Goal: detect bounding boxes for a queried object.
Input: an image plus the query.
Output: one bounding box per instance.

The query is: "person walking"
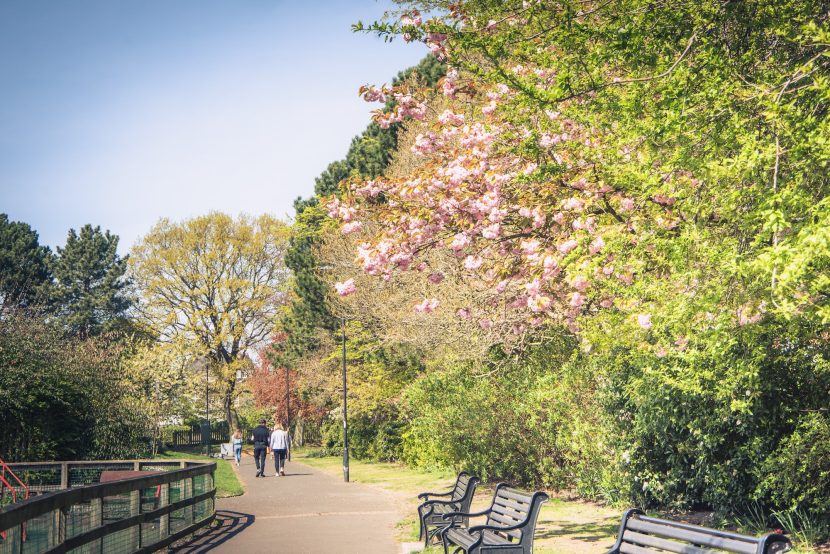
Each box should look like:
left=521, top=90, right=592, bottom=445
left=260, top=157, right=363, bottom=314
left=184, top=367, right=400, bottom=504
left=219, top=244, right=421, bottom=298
left=269, top=422, right=291, bottom=476
left=232, top=428, right=243, bottom=467
left=251, top=419, right=270, bottom=477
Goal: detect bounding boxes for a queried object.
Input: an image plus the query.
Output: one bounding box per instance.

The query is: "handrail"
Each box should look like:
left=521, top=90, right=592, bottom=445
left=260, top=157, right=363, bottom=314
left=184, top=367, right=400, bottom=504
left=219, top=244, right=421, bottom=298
left=0, top=473, right=16, bottom=541
left=0, top=460, right=216, bottom=554
left=0, top=474, right=17, bottom=505
left=0, top=457, right=29, bottom=501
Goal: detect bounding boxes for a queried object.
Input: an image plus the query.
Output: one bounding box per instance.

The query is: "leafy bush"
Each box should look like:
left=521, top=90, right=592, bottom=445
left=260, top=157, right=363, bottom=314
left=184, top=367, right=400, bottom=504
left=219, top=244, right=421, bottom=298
left=0, top=310, right=151, bottom=461
left=757, top=412, right=830, bottom=515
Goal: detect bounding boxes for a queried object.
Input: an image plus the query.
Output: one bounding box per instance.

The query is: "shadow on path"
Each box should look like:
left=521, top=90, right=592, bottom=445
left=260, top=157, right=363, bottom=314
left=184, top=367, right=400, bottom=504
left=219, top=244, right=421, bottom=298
left=169, top=510, right=255, bottom=553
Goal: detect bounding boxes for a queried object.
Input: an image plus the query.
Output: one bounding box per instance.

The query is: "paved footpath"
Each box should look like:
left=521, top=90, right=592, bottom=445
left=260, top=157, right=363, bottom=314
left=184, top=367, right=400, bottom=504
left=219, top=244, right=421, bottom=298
left=174, top=454, right=404, bottom=554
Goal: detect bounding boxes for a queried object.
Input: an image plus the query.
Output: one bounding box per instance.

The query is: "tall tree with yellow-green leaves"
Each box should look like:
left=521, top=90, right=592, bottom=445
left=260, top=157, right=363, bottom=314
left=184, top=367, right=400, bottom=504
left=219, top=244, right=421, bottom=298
left=129, top=212, right=290, bottom=429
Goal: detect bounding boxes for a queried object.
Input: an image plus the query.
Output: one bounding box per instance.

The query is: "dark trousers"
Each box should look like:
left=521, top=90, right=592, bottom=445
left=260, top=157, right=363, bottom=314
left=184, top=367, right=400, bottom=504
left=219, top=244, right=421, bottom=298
left=253, top=445, right=267, bottom=474
left=273, top=449, right=287, bottom=473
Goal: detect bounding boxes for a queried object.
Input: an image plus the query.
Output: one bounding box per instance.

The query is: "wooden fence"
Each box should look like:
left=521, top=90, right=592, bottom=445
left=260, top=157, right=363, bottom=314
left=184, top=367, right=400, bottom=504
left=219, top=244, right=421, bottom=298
left=0, top=460, right=215, bottom=554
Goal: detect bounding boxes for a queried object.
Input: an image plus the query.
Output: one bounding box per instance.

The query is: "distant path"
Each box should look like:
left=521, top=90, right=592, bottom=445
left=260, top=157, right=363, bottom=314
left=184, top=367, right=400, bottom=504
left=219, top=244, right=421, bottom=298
left=183, top=454, right=402, bottom=554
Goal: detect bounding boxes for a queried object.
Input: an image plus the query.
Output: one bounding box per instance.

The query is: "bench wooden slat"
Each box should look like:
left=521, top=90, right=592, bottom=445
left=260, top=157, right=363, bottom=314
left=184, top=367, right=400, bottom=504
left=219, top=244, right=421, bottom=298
left=447, top=528, right=477, bottom=547
left=626, top=519, right=757, bottom=553
left=607, top=509, right=792, bottom=554
left=482, top=530, right=513, bottom=545
left=623, top=530, right=722, bottom=554
left=620, top=542, right=660, bottom=554
left=489, top=510, right=520, bottom=525
left=491, top=502, right=526, bottom=520
left=499, top=488, right=534, bottom=503
left=494, top=496, right=530, bottom=512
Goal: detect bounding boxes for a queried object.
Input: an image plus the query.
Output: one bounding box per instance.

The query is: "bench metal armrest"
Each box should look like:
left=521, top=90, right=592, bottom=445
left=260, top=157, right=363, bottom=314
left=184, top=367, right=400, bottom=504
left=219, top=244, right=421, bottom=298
left=469, top=521, right=527, bottom=534
left=441, top=508, right=491, bottom=520
left=418, top=490, right=453, bottom=500
left=418, top=498, right=459, bottom=514
left=420, top=498, right=459, bottom=508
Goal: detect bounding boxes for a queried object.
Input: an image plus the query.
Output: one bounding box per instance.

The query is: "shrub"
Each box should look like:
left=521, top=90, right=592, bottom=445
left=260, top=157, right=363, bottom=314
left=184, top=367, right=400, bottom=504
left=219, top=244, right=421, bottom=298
left=757, top=412, right=830, bottom=516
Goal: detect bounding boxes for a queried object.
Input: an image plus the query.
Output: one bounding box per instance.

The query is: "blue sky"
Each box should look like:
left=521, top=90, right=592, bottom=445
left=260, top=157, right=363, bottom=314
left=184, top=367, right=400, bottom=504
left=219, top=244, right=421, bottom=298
left=0, top=1, right=425, bottom=252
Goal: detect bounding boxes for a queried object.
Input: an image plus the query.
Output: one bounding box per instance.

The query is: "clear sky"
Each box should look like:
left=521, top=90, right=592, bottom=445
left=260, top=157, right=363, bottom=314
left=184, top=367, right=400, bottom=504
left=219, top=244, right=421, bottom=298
left=0, top=0, right=425, bottom=253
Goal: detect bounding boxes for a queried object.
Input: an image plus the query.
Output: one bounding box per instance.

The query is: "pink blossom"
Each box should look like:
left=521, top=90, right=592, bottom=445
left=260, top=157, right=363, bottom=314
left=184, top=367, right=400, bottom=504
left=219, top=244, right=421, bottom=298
left=400, top=12, right=422, bottom=26
left=414, top=298, right=440, bottom=313
left=496, top=279, right=510, bottom=293
left=563, top=197, right=584, bottom=211
left=528, top=294, right=552, bottom=312
left=482, top=100, right=497, bottom=115
left=479, top=318, right=493, bottom=329
left=427, top=272, right=445, bottom=284
left=600, top=298, right=614, bottom=308
left=361, top=85, right=388, bottom=103
left=442, top=69, right=459, bottom=97
left=656, top=347, right=668, bottom=358
left=457, top=308, right=471, bottom=319
left=450, top=233, right=471, bottom=252
left=438, top=109, right=465, bottom=125
left=334, top=279, right=356, bottom=297
left=571, top=275, right=589, bottom=292
left=589, top=236, right=605, bottom=254
left=520, top=239, right=540, bottom=257
left=558, top=239, right=578, bottom=255
left=637, top=314, right=653, bottom=330
left=569, top=292, right=585, bottom=308
left=675, top=336, right=689, bottom=350
left=652, top=194, right=676, bottom=206
left=619, top=197, right=635, bottom=212
left=525, top=278, right=542, bottom=296
left=412, top=133, right=440, bottom=155
left=481, top=223, right=501, bottom=239
left=342, top=221, right=363, bottom=235
left=464, top=255, right=483, bottom=270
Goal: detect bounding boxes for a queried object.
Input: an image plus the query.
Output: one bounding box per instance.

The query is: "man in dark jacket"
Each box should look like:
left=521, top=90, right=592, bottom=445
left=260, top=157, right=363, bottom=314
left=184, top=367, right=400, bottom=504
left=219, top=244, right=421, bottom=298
left=251, top=419, right=270, bottom=477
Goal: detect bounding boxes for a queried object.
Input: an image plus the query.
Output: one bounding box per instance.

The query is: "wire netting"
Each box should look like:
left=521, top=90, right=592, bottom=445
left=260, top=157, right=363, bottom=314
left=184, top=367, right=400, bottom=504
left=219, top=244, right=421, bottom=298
left=0, top=462, right=215, bottom=554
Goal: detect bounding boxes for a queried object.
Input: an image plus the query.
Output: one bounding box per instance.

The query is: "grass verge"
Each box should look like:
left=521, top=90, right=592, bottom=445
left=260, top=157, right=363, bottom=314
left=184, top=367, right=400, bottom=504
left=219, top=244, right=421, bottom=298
left=293, top=448, right=618, bottom=553
left=155, top=448, right=244, bottom=498
left=293, top=448, right=823, bottom=554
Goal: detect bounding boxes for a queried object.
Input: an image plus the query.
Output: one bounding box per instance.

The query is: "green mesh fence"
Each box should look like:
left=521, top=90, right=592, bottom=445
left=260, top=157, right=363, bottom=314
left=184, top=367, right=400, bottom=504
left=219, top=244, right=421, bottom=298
left=0, top=460, right=215, bottom=554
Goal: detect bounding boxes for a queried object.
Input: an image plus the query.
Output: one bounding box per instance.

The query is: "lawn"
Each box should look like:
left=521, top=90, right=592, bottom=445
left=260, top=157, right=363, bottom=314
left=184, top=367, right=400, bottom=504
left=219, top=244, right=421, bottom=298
left=294, top=448, right=821, bottom=554
left=293, top=448, right=619, bottom=554
left=154, top=448, right=244, bottom=498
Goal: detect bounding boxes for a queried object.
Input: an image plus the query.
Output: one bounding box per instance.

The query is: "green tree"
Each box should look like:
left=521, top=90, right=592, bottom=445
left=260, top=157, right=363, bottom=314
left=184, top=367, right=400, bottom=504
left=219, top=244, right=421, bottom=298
left=129, top=212, right=290, bottom=429
left=50, top=224, right=131, bottom=338
left=0, top=214, right=52, bottom=309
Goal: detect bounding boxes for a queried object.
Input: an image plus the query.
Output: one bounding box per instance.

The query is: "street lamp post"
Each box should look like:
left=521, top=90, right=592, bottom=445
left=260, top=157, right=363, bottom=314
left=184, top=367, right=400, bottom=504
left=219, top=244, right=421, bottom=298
left=205, top=362, right=210, bottom=458
left=285, top=365, right=290, bottom=430
left=342, top=317, right=349, bottom=483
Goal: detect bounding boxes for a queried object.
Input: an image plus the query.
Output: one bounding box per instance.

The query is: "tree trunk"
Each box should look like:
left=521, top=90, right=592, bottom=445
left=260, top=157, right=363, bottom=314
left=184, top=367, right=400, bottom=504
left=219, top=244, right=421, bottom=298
left=223, top=372, right=239, bottom=432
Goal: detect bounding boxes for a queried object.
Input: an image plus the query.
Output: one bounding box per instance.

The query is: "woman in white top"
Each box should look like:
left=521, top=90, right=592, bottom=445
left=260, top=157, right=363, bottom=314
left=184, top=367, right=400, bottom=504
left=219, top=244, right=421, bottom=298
left=269, top=422, right=291, bottom=476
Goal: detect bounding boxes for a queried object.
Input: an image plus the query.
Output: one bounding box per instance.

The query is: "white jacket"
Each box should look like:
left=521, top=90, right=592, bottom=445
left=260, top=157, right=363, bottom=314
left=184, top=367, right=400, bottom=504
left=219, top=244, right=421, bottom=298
left=269, top=429, right=291, bottom=450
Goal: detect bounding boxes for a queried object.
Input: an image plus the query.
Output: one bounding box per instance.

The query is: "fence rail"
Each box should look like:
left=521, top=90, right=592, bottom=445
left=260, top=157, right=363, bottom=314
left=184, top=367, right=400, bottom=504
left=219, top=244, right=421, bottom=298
left=0, top=460, right=216, bottom=554
left=164, top=419, right=323, bottom=450
left=170, top=428, right=229, bottom=448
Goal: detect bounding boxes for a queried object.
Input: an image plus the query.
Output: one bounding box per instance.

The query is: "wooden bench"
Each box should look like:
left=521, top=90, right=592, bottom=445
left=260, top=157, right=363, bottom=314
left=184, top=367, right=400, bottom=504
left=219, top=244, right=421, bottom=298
left=440, top=483, right=549, bottom=554
left=417, top=471, right=480, bottom=546
left=606, top=508, right=792, bottom=554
